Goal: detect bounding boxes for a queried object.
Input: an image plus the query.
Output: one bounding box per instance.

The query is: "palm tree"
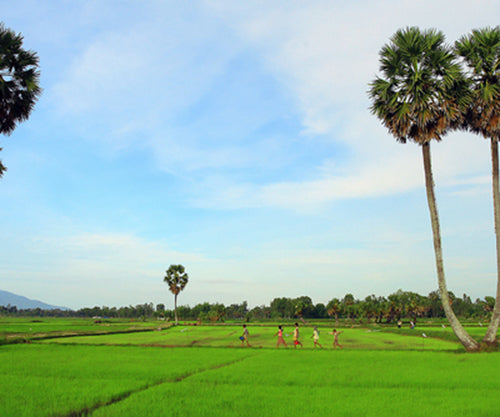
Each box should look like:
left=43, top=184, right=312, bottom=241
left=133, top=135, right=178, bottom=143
left=368, top=27, right=480, bottom=351
left=326, top=298, right=341, bottom=326
left=0, top=23, right=41, bottom=178
left=163, top=264, right=189, bottom=325
left=455, top=27, right=500, bottom=346
left=341, top=293, right=355, bottom=321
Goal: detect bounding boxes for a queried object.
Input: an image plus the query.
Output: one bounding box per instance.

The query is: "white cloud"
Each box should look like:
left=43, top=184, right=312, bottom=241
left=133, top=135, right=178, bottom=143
left=46, top=1, right=498, bottom=212
left=180, top=0, right=497, bottom=210
left=190, top=128, right=493, bottom=211
left=49, top=7, right=240, bottom=141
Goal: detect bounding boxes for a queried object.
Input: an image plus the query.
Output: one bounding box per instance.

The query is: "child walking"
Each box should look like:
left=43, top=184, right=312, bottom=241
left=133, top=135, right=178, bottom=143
left=331, top=329, right=343, bottom=348
left=240, top=324, right=251, bottom=347
left=293, top=322, right=303, bottom=348
left=275, top=325, right=288, bottom=348
left=311, top=326, right=323, bottom=348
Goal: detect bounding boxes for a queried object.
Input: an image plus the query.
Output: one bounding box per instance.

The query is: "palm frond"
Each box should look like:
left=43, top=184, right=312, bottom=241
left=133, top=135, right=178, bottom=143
left=369, top=27, right=463, bottom=145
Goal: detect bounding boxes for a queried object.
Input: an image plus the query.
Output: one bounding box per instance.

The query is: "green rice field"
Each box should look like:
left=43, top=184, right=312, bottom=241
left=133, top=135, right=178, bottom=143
left=0, top=317, right=167, bottom=343
left=1, top=319, right=499, bottom=416
left=41, top=324, right=459, bottom=350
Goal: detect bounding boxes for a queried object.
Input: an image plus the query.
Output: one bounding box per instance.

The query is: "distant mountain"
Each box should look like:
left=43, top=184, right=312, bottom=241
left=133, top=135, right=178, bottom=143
left=0, top=290, right=69, bottom=310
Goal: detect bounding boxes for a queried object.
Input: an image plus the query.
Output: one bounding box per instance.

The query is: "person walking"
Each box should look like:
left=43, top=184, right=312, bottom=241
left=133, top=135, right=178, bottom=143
left=331, top=329, right=343, bottom=348
left=240, top=324, right=251, bottom=347
left=293, top=322, right=303, bottom=348
left=275, top=325, right=287, bottom=348
left=311, top=326, right=323, bottom=348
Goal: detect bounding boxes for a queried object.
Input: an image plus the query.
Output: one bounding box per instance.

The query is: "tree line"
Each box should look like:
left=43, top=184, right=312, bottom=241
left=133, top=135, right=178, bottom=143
left=1, top=290, right=496, bottom=323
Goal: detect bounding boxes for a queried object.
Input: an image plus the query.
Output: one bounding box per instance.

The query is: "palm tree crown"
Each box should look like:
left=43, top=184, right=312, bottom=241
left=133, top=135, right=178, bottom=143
left=0, top=23, right=41, bottom=135
left=369, top=27, right=468, bottom=144
left=0, top=23, right=41, bottom=178
left=455, top=26, right=500, bottom=139
left=164, top=264, right=189, bottom=295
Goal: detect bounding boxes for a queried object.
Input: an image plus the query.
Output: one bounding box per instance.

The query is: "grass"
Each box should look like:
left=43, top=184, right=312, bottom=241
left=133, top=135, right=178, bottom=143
left=380, top=324, right=495, bottom=344
left=1, top=321, right=499, bottom=416
left=4, top=346, right=493, bottom=417
left=0, top=317, right=170, bottom=344
left=0, top=343, right=254, bottom=417
left=93, top=350, right=500, bottom=416
left=42, top=324, right=459, bottom=350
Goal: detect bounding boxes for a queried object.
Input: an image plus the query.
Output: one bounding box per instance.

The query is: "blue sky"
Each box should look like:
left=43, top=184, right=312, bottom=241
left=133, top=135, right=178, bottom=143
left=1, top=0, right=499, bottom=310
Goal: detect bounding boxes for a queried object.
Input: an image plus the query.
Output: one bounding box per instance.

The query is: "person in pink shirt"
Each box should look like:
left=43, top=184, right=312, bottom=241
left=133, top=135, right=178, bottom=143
left=275, top=325, right=287, bottom=348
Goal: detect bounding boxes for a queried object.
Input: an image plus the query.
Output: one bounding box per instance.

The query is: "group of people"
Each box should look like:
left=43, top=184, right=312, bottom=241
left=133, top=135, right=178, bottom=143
left=240, top=323, right=343, bottom=349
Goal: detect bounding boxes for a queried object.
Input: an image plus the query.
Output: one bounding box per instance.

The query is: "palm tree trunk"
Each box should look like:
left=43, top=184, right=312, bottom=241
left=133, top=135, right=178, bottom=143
left=174, top=293, right=178, bottom=325
left=484, top=139, right=500, bottom=345
left=422, top=142, right=479, bottom=351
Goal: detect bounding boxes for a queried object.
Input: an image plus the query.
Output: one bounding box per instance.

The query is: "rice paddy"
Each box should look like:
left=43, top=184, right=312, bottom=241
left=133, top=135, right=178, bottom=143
left=1, top=319, right=499, bottom=416
left=41, top=324, right=459, bottom=350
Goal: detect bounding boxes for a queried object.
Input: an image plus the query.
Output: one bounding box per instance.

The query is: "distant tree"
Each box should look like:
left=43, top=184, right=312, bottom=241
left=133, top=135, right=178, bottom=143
left=208, top=303, right=226, bottom=322
left=135, top=302, right=154, bottom=319
left=341, top=293, right=356, bottom=321
left=0, top=23, right=41, bottom=178
left=369, top=27, right=479, bottom=351
left=484, top=296, right=496, bottom=314
left=375, top=296, right=389, bottom=323
left=427, top=291, right=444, bottom=318
left=361, top=295, right=380, bottom=321
left=456, top=26, right=500, bottom=346
left=313, top=302, right=327, bottom=319
left=163, top=264, right=189, bottom=325
left=452, top=294, right=474, bottom=318
left=249, top=305, right=270, bottom=320
left=176, top=305, right=191, bottom=321
left=293, top=296, right=314, bottom=318
left=192, top=302, right=211, bottom=320
left=326, top=298, right=341, bottom=326
left=270, top=297, right=294, bottom=319
left=226, top=301, right=248, bottom=320
left=387, top=290, right=425, bottom=320
left=162, top=309, right=174, bottom=321
left=238, top=301, right=249, bottom=318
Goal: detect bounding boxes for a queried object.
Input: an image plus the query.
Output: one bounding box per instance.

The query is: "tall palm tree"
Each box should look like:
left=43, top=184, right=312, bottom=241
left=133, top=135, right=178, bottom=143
left=164, top=264, right=189, bottom=325
left=455, top=26, right=500, bottom=346
left=0, top=23, right=41, bottom=178
left=368, top=27, right=480, bottom=351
